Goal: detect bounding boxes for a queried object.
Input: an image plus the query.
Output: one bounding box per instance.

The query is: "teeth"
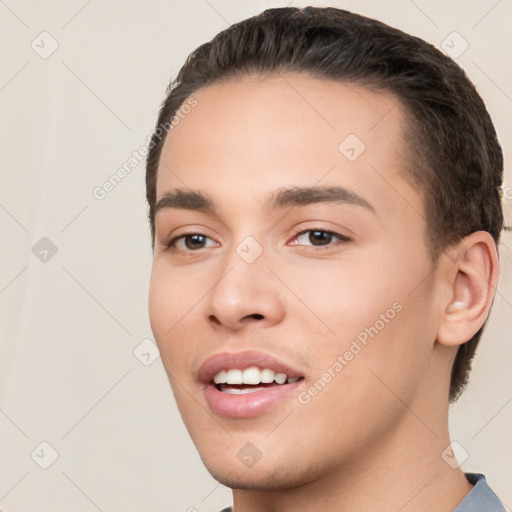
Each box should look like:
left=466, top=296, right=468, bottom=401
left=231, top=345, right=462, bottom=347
left=274, top=373, right=287, bottom=384
left=213, top=367, right=301, bottom=386
left=260, top=369, right=275, bottom=383
left=213, top=370, right=227, bottom=384
left=221, top=386, right=264, bottom=395
left=242, top=367, right=261, bottom=385
left=226, top=369, right=243, bottom=385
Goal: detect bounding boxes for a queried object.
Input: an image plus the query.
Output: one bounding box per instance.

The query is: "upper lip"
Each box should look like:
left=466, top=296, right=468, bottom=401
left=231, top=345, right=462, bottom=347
left=198, top=350, right=305, bottom=384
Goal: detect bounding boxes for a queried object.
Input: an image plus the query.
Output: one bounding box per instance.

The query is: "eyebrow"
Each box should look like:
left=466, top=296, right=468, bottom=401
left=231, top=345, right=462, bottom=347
left=154, top=186, right=377, bottom=215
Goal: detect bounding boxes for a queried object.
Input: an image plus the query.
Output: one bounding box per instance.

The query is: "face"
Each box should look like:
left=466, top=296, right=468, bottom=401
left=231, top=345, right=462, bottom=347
left=149, top=74, right=446, bottom=489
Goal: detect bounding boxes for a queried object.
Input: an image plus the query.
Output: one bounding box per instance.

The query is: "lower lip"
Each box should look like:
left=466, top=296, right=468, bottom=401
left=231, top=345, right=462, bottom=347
left=203, top=381, right=301, bottom=418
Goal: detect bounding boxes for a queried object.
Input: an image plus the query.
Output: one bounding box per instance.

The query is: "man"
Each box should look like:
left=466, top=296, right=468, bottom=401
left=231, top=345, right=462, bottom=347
left=145, top=7, right=505, bottom=511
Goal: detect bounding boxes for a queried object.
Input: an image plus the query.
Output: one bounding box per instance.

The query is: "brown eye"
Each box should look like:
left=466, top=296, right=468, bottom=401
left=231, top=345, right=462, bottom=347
left=166, top=233, right=218, bottom=251
left=308, top=230, right=334, bottom=246
left=292, top=229, right=350, bottom=247
left=183, top=234, right=207, bottom=249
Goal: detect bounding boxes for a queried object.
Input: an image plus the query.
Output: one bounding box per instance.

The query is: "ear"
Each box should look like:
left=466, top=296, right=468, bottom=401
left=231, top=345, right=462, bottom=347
left=437, top=231, right=499, bottom=347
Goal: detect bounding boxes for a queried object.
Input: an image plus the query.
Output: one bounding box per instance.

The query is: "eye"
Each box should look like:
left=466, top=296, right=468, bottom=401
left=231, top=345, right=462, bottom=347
left=289, top=228, right=350, bottom=248
left=165, top=232, right=218, bottom=251
left=164, top=227, right=350, bottom=252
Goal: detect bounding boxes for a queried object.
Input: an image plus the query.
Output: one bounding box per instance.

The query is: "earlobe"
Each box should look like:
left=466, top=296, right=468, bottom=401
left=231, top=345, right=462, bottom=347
left=437, top=231, right=499, bottom=348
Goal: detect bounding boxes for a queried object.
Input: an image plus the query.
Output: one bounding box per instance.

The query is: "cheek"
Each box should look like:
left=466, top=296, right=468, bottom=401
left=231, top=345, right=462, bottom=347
left=289, top=247, right=434, bottom=385
left=291, top=301, right=433, bottom=454
left=277, top=254, right=393, bottom=339
left=148, top=262, right=199, bottom=366
left=148, top=264, right=172, bottom=339
left=326, top=280, right=437, bottom=414
left=149, top=259, right=206, bottom=326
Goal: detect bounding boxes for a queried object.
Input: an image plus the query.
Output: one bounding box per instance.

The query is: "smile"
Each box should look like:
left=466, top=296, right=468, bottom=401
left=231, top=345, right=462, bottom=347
left=199, top=351, right=306, bottom=417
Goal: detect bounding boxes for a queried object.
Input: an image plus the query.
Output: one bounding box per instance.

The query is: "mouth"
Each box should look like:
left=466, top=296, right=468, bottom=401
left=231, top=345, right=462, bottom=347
left=214, top=367, right=302, bottom=393
left=199, top=351, right=306, bottom=418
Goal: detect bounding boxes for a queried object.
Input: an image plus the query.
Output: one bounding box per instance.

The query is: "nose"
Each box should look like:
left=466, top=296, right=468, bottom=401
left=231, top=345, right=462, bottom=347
left=205, top=243, right=285, bottom=331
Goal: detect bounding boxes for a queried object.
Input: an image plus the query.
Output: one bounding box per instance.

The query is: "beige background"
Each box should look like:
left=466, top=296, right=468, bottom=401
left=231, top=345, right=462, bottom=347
left=1, top=1, right=511, bottom=511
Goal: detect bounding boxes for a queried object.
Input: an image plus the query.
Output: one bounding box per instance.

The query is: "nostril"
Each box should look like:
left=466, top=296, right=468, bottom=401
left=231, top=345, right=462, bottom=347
left=251, top=314, right=264, bottom=320
left=209, top=315, right=221, bottom=325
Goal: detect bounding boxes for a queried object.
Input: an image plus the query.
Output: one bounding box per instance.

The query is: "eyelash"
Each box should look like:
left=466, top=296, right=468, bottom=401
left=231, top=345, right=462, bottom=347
left=164, top=227, right=351, bottom=252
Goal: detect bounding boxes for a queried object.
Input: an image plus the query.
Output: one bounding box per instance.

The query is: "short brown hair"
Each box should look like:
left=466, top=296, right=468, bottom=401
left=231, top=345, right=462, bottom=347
left=145, top=7, right=504, bottom=402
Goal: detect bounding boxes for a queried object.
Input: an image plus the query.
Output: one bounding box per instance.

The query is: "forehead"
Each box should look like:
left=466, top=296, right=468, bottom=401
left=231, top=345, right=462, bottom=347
left=156, top=74, right=421, bottom=223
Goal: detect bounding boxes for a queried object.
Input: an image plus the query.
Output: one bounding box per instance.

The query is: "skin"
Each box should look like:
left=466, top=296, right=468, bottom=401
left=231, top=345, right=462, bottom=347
left=148, top=74, right=498, bottom=512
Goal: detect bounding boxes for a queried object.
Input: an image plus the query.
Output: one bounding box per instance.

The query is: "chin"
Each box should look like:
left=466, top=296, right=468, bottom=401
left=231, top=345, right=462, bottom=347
left=201, top=455, right=323, bottom=491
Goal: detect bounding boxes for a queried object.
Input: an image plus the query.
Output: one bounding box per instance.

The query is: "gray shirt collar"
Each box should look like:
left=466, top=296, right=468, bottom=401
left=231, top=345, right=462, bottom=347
left=453, top=473, right=505, bottom=511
